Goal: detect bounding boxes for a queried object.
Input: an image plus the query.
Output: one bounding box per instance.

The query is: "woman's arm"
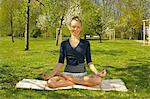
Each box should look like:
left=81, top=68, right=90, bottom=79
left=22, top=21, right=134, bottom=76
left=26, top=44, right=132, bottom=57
left=88, top=62, right=106, bottom=77
left=88, top=62, right=98, bottom=75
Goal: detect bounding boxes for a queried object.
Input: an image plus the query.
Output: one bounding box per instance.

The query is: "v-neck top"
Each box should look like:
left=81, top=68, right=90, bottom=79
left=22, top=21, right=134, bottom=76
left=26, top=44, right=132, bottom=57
left=58, top=39, right=92, bottom=66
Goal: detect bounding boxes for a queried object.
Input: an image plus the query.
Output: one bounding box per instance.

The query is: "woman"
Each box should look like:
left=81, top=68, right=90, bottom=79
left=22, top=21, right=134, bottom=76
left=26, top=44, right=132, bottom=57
left=43, top=16, right=106, bottom=88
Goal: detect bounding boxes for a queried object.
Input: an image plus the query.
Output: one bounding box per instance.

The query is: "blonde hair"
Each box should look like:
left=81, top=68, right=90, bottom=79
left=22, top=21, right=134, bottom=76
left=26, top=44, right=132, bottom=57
left=69, top=16, right=82, bottom=26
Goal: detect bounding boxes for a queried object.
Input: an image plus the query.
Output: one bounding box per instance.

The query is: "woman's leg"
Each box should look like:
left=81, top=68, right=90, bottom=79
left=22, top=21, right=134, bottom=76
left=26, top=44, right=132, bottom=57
left=65, top=69, right=106, bottom=86
left=46, top=70, right=106, bottom=87
left=67, top=74, right=102, bottom=86
left=47, top=76, right=74, bottom=88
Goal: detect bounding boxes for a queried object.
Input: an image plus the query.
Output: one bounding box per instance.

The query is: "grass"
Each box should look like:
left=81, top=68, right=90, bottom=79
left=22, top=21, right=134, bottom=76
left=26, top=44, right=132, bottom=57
left=0, top=37, right=150, bottom=98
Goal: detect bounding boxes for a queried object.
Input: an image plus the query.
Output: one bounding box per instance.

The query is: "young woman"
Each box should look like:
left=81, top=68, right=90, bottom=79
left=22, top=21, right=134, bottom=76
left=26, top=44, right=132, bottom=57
left=43, top=16, right=106, bottom=88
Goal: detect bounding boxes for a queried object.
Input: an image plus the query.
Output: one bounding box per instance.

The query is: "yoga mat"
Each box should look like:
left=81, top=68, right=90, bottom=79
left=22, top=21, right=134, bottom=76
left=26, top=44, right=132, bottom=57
left=16, top=79, right=128, bottom=92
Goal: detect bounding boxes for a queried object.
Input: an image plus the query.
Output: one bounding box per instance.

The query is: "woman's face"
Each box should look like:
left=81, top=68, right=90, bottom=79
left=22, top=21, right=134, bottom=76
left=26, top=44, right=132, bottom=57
left=69, top=20, right=82, bottom=37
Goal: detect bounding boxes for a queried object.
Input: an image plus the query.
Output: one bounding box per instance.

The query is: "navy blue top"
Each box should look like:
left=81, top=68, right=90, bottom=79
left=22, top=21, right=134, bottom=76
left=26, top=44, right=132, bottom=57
left=58, top=39, right=92, bottom=66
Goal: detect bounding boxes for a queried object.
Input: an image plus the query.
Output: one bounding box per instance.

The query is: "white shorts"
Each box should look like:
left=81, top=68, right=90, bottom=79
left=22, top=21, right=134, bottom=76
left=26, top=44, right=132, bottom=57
left=64, top=72, right=87, bottom=78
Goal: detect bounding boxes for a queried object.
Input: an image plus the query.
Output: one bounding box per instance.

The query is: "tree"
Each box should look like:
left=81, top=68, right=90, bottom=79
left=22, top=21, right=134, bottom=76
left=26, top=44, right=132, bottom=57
left=24, top=0, right=30, bottom=50
left=81, top=0, right=96, bottom=37
left=92, top=8, right=103, bottom=42
left=81, top=0, right=104, bottom=42
left=114, top=0, right=149, bottom=39
left=55, top=0, right=71, bottom=46
left=13, top=0, right=26, bottom=39
left=0, top=0, right=20, bottom=42
left=24, top=0, right=45, bottom=50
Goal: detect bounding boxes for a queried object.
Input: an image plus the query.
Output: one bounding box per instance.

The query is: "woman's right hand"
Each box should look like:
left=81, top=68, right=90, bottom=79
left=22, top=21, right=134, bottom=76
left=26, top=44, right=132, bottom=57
left=96, top=69, right=106, bottom=78
left=43, top=74, right=52, bottom=80
left=43, top=72, right=62, bottom=80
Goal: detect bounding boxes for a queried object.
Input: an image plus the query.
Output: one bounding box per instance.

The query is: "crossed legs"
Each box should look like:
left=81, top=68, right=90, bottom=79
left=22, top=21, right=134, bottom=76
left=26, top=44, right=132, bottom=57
left=46, top=73, right=103, bottom=88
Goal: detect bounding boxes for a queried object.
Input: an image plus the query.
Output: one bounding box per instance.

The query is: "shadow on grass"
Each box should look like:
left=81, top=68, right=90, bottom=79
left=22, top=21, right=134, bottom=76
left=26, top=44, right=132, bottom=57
left=50, top=50, right=59, bottom=55
left=0, top=64, right=32, bottom=89
left=4, top=89, right=107, bottom=99
left=101, top=57, right=150, bottom=93
left=0, top=65, right=18, bottom=90
left=92, top=49, right=127, bottom=56
left=98, top=40, right=138, bottom=44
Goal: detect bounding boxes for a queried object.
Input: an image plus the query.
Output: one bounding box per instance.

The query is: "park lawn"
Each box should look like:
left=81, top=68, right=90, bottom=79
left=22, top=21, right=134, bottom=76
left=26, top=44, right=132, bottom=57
left=0, top=37, right=150, bottom=98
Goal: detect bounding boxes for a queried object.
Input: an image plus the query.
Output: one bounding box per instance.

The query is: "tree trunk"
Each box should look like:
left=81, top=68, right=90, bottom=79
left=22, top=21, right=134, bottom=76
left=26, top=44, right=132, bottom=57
left=56, top=16, right=64, bottom=46
left=96, top=32, right=102, bottom=43
left=98, top=34, right=102, bottom=43
left=10, top=13, right=14, bottom=43
left=25, top=0, right=30, bottom=50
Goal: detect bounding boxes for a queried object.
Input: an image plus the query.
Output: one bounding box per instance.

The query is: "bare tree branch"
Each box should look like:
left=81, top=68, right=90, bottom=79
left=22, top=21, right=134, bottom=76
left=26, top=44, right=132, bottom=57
left=35, top=0, right=45, bottom=7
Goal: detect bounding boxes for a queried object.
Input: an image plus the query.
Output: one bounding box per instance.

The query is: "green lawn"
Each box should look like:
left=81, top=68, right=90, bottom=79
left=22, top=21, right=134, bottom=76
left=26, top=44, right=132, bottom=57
left=0, top=37, right=150, bottom=98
